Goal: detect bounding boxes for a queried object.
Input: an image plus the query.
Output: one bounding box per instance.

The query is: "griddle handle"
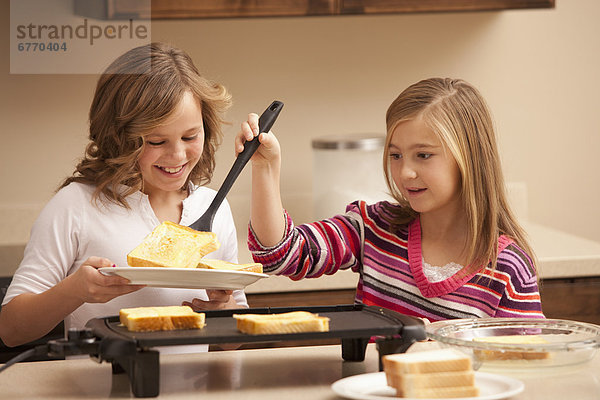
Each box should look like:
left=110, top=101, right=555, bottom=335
left=188, top=100, right=283, bottom=232
left=364, top=306, right=427, bottom=341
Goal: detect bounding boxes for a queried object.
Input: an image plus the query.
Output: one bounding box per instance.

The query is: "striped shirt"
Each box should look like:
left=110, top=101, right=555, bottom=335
left=248, top=200, right=544, bottom=321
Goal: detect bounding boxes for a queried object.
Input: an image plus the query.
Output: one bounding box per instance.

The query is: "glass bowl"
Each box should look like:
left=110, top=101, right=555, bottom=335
left=426, top=318, right=600, bottom=371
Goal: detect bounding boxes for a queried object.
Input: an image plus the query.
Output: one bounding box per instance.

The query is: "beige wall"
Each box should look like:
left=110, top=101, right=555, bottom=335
left=1, top=2, right=599, bottom=262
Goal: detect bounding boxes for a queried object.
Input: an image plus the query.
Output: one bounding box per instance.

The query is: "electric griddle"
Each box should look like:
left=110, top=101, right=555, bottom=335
left=45, top=304, right=426, bottom=398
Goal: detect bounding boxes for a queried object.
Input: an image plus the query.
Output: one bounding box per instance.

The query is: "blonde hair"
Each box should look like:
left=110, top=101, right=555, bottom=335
left=60, top=42, right=232, bottom=207
left=383, top=78, right=536, bottom=274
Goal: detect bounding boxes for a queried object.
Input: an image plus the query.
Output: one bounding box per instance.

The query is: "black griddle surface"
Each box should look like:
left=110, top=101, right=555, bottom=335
left=87, top=304, right=424, bottom=348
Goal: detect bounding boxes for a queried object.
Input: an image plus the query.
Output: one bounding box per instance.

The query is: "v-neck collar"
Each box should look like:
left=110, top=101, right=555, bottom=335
left=408, top=217, right=512, bottom=298
left=135, top=183, right=196, bottom=226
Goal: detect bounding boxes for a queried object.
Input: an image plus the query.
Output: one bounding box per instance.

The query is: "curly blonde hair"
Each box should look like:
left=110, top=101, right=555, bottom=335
left=383, top=78, right=536, bottom=275
left=60, top=42, right=232, bottom=207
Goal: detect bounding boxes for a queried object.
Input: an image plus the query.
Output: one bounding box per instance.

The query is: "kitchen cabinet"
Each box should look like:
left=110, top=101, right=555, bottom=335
left=539, top=277, right=600, bottom=325
left=247, top=288, right=356, bottom=308
left=340, top=0, right=555, bottom=15
left=74, top=0, right=554, bottom=20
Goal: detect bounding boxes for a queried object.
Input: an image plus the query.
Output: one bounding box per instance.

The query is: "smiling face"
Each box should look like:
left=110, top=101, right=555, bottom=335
left=388, top=116, right=462, bottom=218
left=138, top=91, right=205, bottom=197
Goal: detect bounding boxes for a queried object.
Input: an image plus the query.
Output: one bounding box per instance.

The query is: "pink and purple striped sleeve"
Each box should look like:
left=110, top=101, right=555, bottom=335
left=248, top=209, right=363, bottom=280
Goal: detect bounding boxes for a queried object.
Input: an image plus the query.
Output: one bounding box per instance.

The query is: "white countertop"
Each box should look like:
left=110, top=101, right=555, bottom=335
left=2, top=343, right=599, bottom=399
left=242, top=221, right=600, bottom=294
left=523, top=221, right=600, bottom=279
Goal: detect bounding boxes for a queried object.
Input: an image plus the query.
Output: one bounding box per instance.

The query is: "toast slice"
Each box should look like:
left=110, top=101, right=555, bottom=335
left=197, top=258, right=263, bottom=274
left=233, top=311, right=330, bottom=335
left=473, top=335, right=550, bottom=360
left=387, top=370, right=476, bottom=391
left=119, top=306, right=205, bottom=332
left=127, top=221, right=220, bottom=268
left=382, top=348, right=473, bottom=374
left=397, top=385, right=480, bottom=398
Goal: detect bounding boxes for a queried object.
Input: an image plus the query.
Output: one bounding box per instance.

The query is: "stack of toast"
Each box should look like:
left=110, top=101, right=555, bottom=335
left=382, top=348, right=479, bottom=398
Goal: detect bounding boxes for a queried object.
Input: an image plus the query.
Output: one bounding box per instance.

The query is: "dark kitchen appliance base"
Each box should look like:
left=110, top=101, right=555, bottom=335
left=47, top=304, right=426, bottom=398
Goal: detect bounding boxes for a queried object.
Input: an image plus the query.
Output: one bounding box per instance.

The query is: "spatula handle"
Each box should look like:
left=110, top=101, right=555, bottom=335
left=191, top=101, right=284, bottom=231
left=239, top=100, right=284, bottom=162
left=223, top=100, right=283, bottom=194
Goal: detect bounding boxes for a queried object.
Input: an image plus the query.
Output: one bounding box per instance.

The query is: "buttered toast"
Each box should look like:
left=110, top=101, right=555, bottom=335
left=119, top=306, right=205, bottom=332
left=197, top=258, right=263, bottom=273
left=473, top=335, right=551, bottom=360
left=127, top=221, right=220, bottom=268
left=233, top=311, right=330, bottom=335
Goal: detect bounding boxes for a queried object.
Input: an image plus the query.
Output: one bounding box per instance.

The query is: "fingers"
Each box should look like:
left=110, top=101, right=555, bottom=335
left=93, top=266, right=132, bottom=286
left=236, top=113, right=258, bottom=154
left=83, top=256, right=114, bottom=269
left=185, top=290, right=236, bottom=311
left=89, top=273, right=145, bottom=301
left=185, top=299, right=219, bottom=311
left=235, top=112, right=281, bottom=168
left=208, top=289, right=233, bottom=302
left=82, top=257, right=132, bottom=286
left=241, top=118, right=256, bottom=140
left=85, top=258, right=133, bottom=286
left=82, top=257, right=136, bottom=286
left=73, top=262, right=145, bottom=303
left=257, top=131, right=275, bottom=147
left=243, top=113, right=259, bottom=138
left=248, top=112, right=259, bottom=134
left=87, top=283, right=144, bottom=302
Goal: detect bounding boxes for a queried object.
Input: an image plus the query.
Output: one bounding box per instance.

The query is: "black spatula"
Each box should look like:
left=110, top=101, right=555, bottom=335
left=188, top=100, right=284, bottom=232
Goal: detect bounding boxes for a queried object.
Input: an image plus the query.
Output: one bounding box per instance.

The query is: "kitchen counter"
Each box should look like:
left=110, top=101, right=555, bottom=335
left=243, top=220, right=600, bottom=293
left=1, top=342, right=599, bottom=399
left=523, top=221, right=600, bottom=279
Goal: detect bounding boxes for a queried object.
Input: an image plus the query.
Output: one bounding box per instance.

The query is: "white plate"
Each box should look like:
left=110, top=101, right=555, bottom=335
left=331, top=371, right=524, bottom=400
left=99, top=267, right=268, bottom=290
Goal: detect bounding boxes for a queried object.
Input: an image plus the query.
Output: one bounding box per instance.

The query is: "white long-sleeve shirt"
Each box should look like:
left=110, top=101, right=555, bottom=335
left=3, top=182, right=247, bottom=336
